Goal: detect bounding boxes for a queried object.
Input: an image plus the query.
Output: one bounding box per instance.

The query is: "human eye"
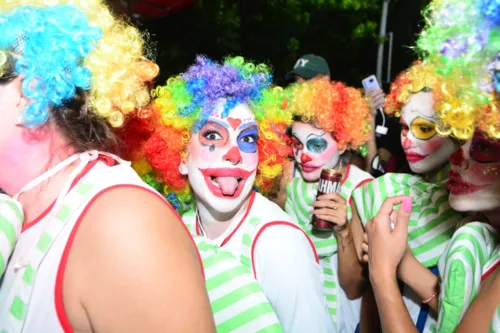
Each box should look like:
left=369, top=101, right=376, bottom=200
left=202, top=130, right=223, bottom=141
left=306, top=138, right=328, bottom=153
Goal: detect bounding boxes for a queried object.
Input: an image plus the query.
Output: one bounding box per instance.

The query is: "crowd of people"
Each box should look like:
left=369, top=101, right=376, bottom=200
left=0, top=0, right=498, bottom=332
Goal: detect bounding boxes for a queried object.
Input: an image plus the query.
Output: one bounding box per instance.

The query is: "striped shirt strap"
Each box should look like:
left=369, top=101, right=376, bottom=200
left=0, top=195, right=23, bottom=279
left=1, top=181, right=99, bottom=333
left=437, top=222, right=500, bottom=333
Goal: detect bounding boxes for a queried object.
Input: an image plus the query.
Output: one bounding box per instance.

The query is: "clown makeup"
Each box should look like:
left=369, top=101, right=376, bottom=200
left=400, top=91, right=457, bottom=174
left=291, top=121, right=343, bottom=182
left=181, top=102, right=259, bottom=215
left=448, top=131, right=500, bottom=213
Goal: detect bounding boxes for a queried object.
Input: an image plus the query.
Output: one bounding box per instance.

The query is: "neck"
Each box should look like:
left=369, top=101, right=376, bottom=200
left=0, top=126, right=77, bottom=220
left=196, top=195, right=252, bottom=240
left=423, top=162, right=450, bottom=183
left=484, top=208, right=500, bottom=231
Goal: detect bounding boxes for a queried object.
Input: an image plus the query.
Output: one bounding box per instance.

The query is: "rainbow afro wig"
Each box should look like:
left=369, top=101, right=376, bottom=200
left=0, top=0, right=159, bottom=128
left=416, top=0, right=499, bottom=139
left=285, top=77, right=371, bottom=152
left=121, top=56, right=292, bottom=213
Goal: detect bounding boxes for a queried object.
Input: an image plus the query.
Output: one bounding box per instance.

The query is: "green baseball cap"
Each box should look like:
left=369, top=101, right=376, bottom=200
left=285, top=54, right=331, bottom=81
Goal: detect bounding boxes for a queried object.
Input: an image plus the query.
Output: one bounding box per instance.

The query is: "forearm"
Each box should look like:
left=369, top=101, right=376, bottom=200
left=359, top=284, right=381, bottom=333
left=372, top=274, right=418, bottom=333
left=337, top=226, right=367, bottom=299
left=398, top=255, right=439, bottom=312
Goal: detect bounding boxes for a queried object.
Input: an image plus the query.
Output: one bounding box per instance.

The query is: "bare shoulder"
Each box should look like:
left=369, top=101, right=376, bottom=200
left=64, top=186, right=214, bottom=332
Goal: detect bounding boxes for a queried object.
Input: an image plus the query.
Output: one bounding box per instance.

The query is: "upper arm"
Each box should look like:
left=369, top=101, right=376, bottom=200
left=350, top=202, right=366, bottom=262
left=455, top=268, right=500, bottom=333
left=73, top=187, right=215, bottom=333
left=253, top=224, right=334, bottom=333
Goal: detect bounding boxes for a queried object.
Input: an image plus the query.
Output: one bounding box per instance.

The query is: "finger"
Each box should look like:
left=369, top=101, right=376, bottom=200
left=362, top=232, right=368, bottom=244
left=312, top=200, right=345, bottom=209
left=317, top=192, right=345, bottom=202
left=313, top=214, right=340, bottom=224
left=395, top=196, right=412, bottom=236
left=362, top=254, right=369, bottom=263
left=361, top=242, right=369, bottom=254
left=377, top=196, right=409, bottom=217
left=312, top=208, right=343, bottom=217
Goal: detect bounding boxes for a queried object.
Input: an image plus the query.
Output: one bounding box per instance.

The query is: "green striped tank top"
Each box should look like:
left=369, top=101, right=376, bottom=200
left=0, top=194, right=23, bottom=278
left=352, top=173, right=463, bottom=267
left=438, top=222, right=500, bottom=333
left=351, top=172, right=463, bottom=332
left=285, top=164, right=373, bottom=328
left=183, top=200, right=284, bottom=333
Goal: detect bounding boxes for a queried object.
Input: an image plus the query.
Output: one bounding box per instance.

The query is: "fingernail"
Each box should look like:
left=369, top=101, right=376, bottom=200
left=402, top=197, right=412, bottom=213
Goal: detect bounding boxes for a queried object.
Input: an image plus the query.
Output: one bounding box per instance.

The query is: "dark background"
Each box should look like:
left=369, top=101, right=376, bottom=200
left=111, top=0, right=430, bottom=90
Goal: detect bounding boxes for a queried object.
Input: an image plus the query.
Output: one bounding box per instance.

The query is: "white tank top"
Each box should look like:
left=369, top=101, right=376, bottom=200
left=0, top=155, right=168, bottom=333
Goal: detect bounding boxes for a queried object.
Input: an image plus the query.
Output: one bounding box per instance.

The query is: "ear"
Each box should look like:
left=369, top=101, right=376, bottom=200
left=178, top=156, right=188, bottom=176
left=7, top=76, right=29, bottom=124
left=338, top=142, right=347, bottom=155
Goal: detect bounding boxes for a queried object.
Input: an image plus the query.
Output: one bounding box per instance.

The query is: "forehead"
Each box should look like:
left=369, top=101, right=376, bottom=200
left=401, top=91, right=436, bottom=122
left=209, top=102, right=256, bottom=123
left=292, top=121, right=324, bottom=137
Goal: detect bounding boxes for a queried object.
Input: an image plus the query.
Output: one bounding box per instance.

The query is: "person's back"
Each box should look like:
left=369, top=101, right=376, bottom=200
left=0, top=2, right=215, bottom=332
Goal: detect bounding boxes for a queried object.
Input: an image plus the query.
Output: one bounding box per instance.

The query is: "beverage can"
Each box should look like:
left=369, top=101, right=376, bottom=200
left=312, top=168, right=343, bottom=231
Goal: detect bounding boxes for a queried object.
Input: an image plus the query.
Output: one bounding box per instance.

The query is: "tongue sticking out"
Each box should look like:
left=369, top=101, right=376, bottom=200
left=214, top=177, right=240, bottom=196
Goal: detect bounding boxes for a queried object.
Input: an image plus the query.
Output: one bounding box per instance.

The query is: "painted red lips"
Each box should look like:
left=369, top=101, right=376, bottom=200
left=447, top=171, right=487, bottom=195
left=299, top=164, right=321, bottom=173
left=405, top=152, right=429, bottom=163
left=199, top=168, right=253, bottom=198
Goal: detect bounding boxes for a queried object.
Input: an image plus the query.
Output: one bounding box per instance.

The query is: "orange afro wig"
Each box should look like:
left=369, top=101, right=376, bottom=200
left=285, top=77, right=371, bottom=151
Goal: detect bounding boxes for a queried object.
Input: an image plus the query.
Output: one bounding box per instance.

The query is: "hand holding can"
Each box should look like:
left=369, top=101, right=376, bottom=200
left=311, top=169, right=344, bottom=232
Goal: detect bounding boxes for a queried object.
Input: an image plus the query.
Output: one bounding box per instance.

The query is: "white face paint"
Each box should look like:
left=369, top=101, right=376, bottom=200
left=448, top=132, right=500, bottom=213
left=291, top=121, right=343, bottom=182
left=181, top=103, right=259, bottom=214
left=400, top=91, right=457, bottom=174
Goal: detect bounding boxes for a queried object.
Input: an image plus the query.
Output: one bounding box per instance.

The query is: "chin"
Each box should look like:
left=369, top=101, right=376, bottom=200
left=409, top=159, right=447, bottom=175
left=301, top=171, right=321, bottom=182
left=191, top=173, right=257, bottom=215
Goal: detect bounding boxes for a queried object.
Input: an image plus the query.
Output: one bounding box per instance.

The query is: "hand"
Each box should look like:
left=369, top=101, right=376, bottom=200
left=365, top=88, right=385, bottom=117
left=366, top=196, right=413, bottom=284
left=361, top=232, right=369, bottom=263
left=312, top=193, right=348, bottom=234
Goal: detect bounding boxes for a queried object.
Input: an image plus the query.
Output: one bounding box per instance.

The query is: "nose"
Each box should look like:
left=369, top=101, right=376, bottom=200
left=402, top=137, right=413, bottom=150
left=223, top=147, right=242, bottom=165
left=301, top=153, right=312, bottom=163
left=450, top=147, right=465, bottom=166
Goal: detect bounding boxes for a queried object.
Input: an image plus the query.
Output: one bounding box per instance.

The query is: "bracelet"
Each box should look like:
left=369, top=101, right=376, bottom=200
left=422, top=293, right=437, bottom=304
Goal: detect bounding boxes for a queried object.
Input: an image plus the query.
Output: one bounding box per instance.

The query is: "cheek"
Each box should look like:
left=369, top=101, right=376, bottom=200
left=468, top=162, right=500, bottom=185
left=188, top=140, right=223, bottom=166
left=416, top=136, right=447, bottom=154
left=312, top=144, right=338, bottom=164
left=243, top=151, right=259, bottom=170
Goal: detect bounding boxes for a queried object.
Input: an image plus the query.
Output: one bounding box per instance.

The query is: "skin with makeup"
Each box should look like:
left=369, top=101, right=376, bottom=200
left=348, top=62, right=464, bottom=332
left=0, top=2, right=214, bottom=332
left=131, top=57, right=334, bottom=333
left=274, top=78, right=373, bottom=331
